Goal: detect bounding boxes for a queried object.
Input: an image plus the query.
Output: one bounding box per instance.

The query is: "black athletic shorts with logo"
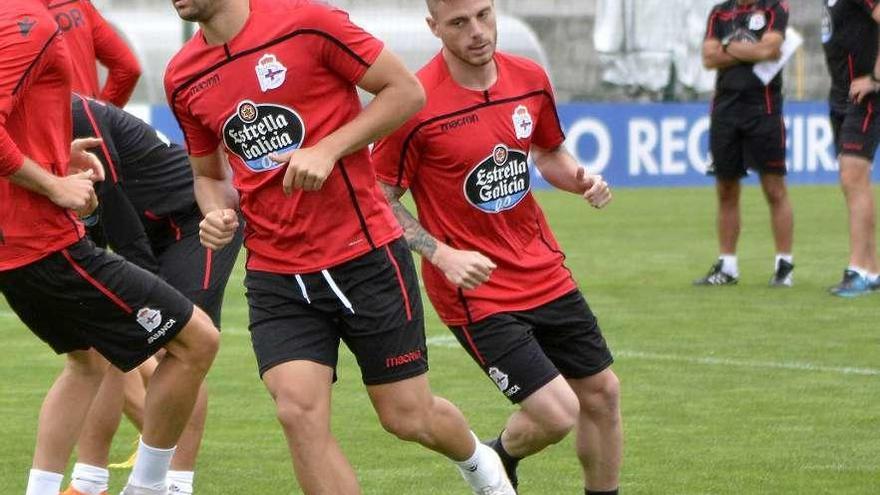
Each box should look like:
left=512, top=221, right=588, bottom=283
left=709, top=99, right=787, bottom=179
left=0, top=239, right=194, bottom=372
left=448, top=290, right=613, bottom=404
left=153, top=213, right=244, bottom=327
left=246, top=237, right=427, bottom=385
left=831, top=96, right=880, bottom=161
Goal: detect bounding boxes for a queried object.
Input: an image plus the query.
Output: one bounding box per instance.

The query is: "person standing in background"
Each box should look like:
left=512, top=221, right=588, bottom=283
left=46, top=0, right=141, bottom=106
left=822, top=0, right=880, bottom=296
left=697, top=0, right=795, bottom=287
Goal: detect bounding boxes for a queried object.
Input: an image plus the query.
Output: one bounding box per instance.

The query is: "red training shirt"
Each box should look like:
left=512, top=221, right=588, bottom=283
left=46, top=0, right=140, bottom=107
left=0, top=0, right=84, bottom=271
left=165, top=0, right=401, bottom=274
left=373, top=52, right=575, bottom=326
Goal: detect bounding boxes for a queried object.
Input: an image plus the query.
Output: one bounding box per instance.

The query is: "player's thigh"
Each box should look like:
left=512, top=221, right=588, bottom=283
left=709, top=113, right=747, bottom=179
left=158, top=226, right=243, bottom=327
left=0, top=239, right=194, bottom=372
left=244, top=269, right=340, bottom=379
left=335, top=238, right=428, bottom=386
left=838, top=99, right=880, bottom=162
left=529, top=290, right=614, bottom=381
left=743, top=113, right=787, bottom=176
left=449, top=313, right=560, bottom=405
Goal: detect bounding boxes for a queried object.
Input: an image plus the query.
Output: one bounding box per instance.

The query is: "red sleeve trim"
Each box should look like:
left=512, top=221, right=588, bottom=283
left=76, top=95, right=120, bottom=183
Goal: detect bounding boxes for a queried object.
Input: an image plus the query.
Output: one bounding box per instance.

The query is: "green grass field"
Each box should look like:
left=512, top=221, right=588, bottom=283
left=1, top=185, right=878, bottom=494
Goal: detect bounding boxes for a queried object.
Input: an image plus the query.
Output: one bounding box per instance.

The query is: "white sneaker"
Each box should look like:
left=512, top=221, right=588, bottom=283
left=119, top=485, right=167, bottom=495
left=457, top=443, right=516, bottom=495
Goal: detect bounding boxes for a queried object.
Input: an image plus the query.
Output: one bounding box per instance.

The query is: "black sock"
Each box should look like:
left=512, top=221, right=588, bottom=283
left=494, top=435, right=522, bottom=467
left=585, top=489, right=619, bottom=495
left=486, top=434, right=521, bottom=487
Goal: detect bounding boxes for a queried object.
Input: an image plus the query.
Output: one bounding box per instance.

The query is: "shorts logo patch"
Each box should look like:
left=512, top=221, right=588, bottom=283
left=464, top=144, right=530, bottom=214
left=136, top=307, right=162, bottom=333
left=512, top=105, right=534, bottom=139
left=827, top=0, right=838, bottom=7
left=488, top=366, right=510, bottom=392
left=223, top=100, right=306, bottom=172
left=255, top=54, right=287, bottom=92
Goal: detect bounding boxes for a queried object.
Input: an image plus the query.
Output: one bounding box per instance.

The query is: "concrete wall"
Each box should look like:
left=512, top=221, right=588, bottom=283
left=96, top=0, right=830, bottom=102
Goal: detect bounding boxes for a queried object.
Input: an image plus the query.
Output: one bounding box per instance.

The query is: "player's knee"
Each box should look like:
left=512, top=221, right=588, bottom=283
left=578, top=371, right=621, bottom=420
left=65, top=349, right=109, bottom=381
left=180, top=308, right=220, bottom=371
left=376, top=399, right=431, bottom=442
left=274, top=395, right=327, bottom=437
left=535, top=392, right=579, bottom=442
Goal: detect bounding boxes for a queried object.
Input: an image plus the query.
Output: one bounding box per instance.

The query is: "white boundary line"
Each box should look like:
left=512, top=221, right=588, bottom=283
left=426, top=336, right=880, bottom=377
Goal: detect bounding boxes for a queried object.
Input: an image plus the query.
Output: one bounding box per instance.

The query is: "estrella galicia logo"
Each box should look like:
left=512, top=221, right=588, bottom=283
left=463, top=145, right=530, bottom=214
left=223, top=100, right=305, bottom=172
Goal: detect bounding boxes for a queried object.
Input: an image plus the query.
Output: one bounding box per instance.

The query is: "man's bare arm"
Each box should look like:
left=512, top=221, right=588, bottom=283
left=702, top=39, right=741, bottom=70
left=190, top=149, right=240, bottom=251
left=849, top=5, right=880, bottom=103
left=379, top=181, right=496, bottom=290
left=379, top=181, right=439, bottom=259
left=726, top=31, right=784, bottom=63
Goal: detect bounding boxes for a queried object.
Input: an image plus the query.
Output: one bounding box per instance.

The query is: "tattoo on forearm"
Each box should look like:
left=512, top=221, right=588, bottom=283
left=379, top=182, right=438, bottom=259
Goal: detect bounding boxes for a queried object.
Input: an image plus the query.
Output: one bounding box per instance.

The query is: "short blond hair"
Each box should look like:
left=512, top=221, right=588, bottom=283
left=426, top=0, right=494, bottom=17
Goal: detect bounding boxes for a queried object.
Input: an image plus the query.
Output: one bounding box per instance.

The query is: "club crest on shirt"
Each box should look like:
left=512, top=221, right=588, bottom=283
left=512, top=105, right=534, bottom=139
left=748, top=12, right=766, bottom=31
left=223, top=100, right=306, bottom=172
left=255, top=54, right=287, bottom=92
left=821, top=6, right=833, bottom=43
left=463, top=144, right=530, bottom=214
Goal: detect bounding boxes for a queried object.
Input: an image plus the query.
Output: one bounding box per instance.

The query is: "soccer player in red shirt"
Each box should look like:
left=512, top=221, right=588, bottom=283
left=165, top=0, right=513, bottom=493
left=46, top=0, right=141, bottom=106
left=1, top=2, right=219, bottom=495
left=372, top=1, right=622, bottom=493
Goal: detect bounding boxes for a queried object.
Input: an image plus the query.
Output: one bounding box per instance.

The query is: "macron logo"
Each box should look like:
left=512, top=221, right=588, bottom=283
left=18, top=18, right=36, bottom=37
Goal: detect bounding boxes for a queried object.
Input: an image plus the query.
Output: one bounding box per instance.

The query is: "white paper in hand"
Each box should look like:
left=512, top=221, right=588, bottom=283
left=753, top=28, right=803, bottom=86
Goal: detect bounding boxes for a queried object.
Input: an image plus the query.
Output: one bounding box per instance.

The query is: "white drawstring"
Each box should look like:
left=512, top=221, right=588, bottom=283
left=294, top=274, right=311, bottom=304
left=321, top=270, right=355, bottom=314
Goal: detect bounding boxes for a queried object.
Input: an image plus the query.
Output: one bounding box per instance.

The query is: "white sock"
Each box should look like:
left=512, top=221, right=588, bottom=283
left=25, top=469, right=63, bottom=495
left=848, top=265, right=869, bottom=278
left=719, top=254, right=739, bottom=277
left=775, top=254, right=793, bottom=269
left=127, top=439, right=176, bottom=490
left=167, top=470, right=195, bottom=494
left=454, top=432, right=502, bottom=487
left=70, top=463, right=110, bottom=495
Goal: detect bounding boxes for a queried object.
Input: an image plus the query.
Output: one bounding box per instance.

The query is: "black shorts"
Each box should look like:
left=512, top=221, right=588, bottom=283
left=448, top=290, right=613, bottom=404
left=831, top=97, right=880, bottom=161
left=245, top=237, right=427, bottom=385
left=156, top=221, right=243, bottom=327
left=709, top=106, right=787, bottom=179
left=0, top=239, right=194, bottom=372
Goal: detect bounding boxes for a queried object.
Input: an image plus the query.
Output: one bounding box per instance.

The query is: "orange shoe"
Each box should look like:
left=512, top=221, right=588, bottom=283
left=60, top=487, right=108, bottom=495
